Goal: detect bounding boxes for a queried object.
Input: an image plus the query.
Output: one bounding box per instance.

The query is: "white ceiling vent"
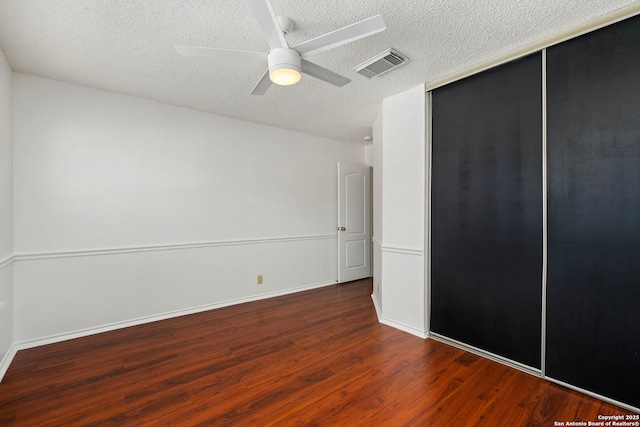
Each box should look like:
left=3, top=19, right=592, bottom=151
left=354, top=48, right=408, bottom=78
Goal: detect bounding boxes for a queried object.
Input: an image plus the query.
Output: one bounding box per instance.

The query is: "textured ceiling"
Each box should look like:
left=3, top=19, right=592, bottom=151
left=0, top=0, right=638, bottom=143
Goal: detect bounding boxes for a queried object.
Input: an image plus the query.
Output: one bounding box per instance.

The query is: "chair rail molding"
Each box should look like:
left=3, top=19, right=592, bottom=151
left=13, top=234, right=337, bottom=261
left=0, top=254, right=14, bottom=270
left=380, top=245, right=424, bottom=256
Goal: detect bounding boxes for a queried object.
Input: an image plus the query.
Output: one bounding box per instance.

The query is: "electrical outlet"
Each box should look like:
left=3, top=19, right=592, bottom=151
left=257, top=274, right=263, bottom=285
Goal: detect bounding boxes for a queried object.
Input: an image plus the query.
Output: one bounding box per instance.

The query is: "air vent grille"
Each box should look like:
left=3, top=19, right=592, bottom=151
left=354, top=48, right=408, bottom=79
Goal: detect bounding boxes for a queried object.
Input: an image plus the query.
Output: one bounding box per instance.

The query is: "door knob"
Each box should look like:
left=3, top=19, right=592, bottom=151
left=339, top=227, right=346, bottom=231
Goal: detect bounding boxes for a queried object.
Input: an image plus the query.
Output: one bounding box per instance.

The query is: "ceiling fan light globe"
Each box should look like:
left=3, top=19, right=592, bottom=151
left=270, top=67, right=302, bottom=85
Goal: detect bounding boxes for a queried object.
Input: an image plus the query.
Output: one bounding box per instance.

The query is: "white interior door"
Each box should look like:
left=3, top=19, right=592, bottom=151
left=338, top=163, right=371, bottom=283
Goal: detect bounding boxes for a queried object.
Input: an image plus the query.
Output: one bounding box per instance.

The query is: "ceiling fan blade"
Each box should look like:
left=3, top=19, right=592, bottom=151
left=175, top=45, right=267, bottom=61
left=295, top=15, right=386, bottom=58
left=251, top=69, right=272, bottom=95
left=245, top=0, right=288, bottom=49
left=301, top=59, right=350, bottom=87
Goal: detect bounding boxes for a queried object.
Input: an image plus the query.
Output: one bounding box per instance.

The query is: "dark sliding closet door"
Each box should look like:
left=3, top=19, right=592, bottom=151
left=431, top=53, right=543, bottom=368
left=546, top=14, right=640, bottom=409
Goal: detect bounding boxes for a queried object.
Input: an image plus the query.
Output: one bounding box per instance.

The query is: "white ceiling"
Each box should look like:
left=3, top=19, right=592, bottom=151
left=0, top=0, right=638, bottom=143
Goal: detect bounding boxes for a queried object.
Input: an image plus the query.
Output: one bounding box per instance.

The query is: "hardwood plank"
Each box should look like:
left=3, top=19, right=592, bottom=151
left=0, top=279, right=636, bottom=426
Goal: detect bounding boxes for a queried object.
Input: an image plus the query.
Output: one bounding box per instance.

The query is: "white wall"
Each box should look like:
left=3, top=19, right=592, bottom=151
left=12, top=73, right=365, bottom=344
left=378, top=84, right=427, bottom=337
left=0, top=48, right=13, bottom=368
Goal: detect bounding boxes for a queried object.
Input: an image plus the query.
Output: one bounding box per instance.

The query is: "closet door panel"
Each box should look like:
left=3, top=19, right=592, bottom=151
left=431, top=53, right=543, bottom=368
left=546, top=14, right=640, bottom=409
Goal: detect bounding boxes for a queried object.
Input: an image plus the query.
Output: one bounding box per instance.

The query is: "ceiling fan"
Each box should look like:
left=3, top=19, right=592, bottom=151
left=175, top=0, right=386, bottom=95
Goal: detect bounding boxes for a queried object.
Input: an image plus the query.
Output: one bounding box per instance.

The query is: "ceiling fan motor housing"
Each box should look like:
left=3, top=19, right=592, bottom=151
left=268, top=48, right=302, bottom=85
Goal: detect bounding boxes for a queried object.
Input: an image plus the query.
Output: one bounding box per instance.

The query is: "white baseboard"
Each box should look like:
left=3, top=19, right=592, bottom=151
left=379, top=316, right=428, bottom=339
left=4, top=280, right=337, bottom=378
left=370, top=293, right=382, bottom=320
left=0, top=344, right=18, bottom=383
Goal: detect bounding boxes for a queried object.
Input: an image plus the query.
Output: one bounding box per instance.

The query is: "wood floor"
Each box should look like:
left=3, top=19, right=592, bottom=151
left=0, top=279, right=635, bottom=426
